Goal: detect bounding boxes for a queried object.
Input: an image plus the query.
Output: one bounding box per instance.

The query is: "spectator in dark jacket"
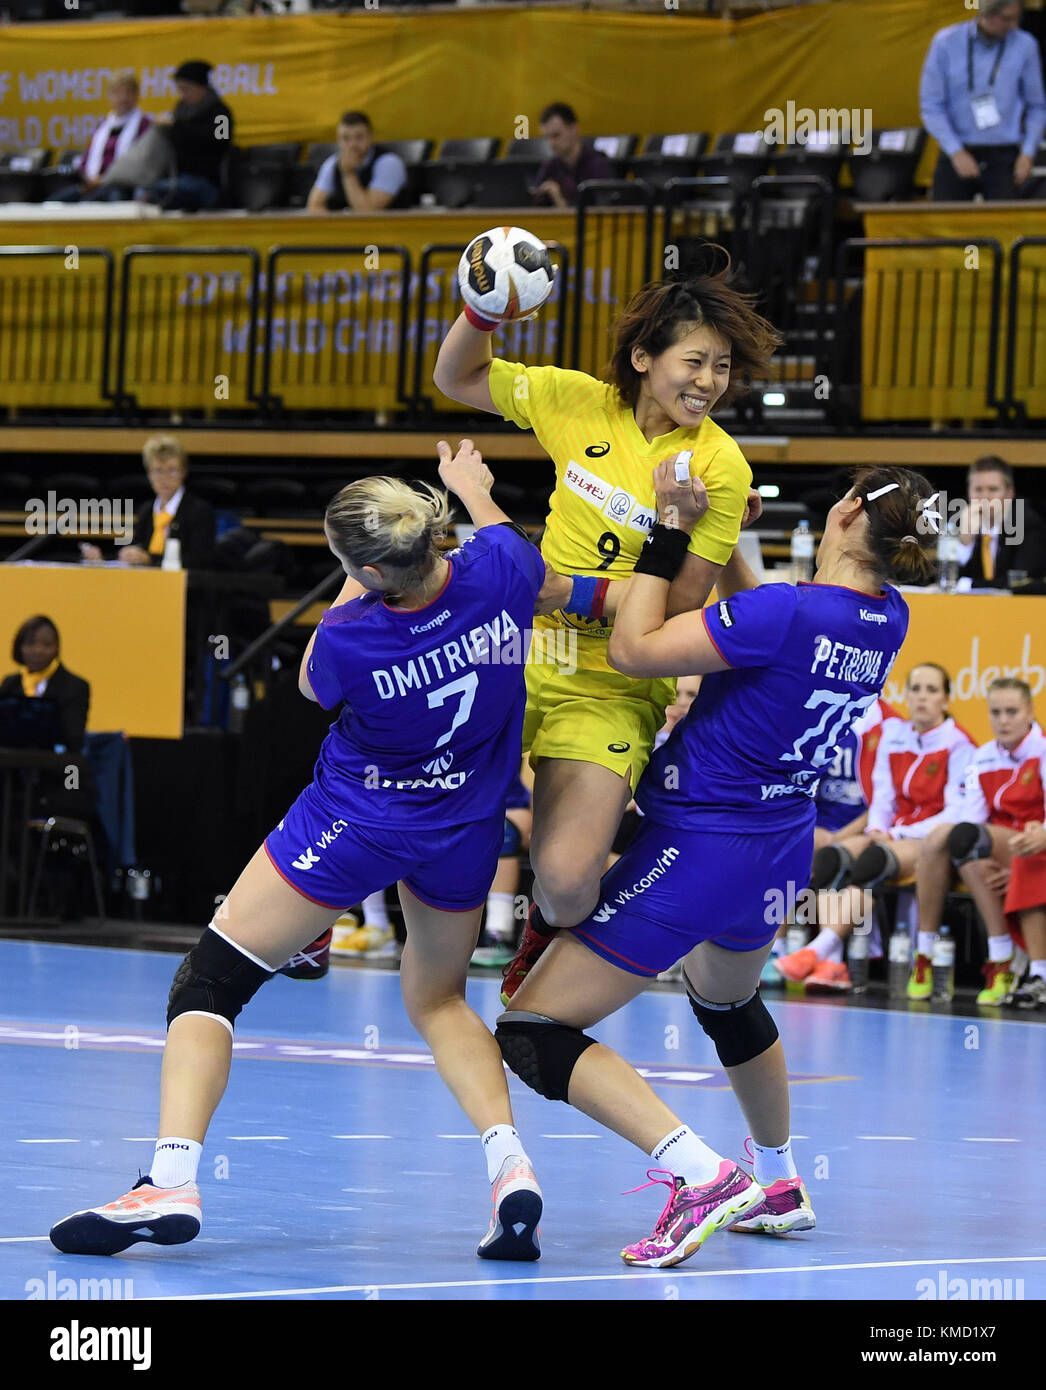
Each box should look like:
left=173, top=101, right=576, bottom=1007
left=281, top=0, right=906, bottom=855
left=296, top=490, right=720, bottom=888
left=139, top=59, right=234, bottom=211
left=958, top=455, right=1046, bottom=588
left=532, top=102, right=615, bottom=208
left=0, top=615, right=90, bottom=753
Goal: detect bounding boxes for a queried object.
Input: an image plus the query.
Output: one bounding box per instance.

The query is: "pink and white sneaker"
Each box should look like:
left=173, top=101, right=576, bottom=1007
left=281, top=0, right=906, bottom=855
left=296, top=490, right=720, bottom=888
left=50, top=1176, right=201, bottom=1255
left=728, top=1177, right=816, bottom=1234
left=620, top=1162, right=764, bottom=1268
left=477, top=1155, right=542, bottom=1261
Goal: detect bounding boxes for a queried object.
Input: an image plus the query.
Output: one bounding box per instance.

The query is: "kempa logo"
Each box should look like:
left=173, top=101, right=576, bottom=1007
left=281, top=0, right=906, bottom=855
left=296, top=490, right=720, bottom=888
left=292, top=846, right=320, bottom=871
left=50, top=1321, right=151, bottom=1370
left=409, top=608, right=452, bottom=636
left=859, top=609, right=888, bottom=624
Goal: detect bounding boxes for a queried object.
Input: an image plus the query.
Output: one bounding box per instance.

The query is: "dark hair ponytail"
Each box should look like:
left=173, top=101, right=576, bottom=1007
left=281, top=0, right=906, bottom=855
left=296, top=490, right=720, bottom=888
left=850, top=467, right=938, bottom=586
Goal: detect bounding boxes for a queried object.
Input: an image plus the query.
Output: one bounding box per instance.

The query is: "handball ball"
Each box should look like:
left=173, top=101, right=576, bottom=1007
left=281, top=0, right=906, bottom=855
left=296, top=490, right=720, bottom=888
left=458, top=226, right=555, bottom=323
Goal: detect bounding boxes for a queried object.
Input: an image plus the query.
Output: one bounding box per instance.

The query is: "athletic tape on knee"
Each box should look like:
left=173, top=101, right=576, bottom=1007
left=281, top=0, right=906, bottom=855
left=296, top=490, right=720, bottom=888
left=495, top=1010, right=597, bottom=1102
left=947, top=821, right=992, bottom=868
left=501, top=816, right=522, bottom=858
left=810, top=844, right=854, bottom=891
left=850, top=842, right=900, bottom=889
left=167, top=925, right=274, bottom=1032
left=684, top=980, right=778, bottom=1068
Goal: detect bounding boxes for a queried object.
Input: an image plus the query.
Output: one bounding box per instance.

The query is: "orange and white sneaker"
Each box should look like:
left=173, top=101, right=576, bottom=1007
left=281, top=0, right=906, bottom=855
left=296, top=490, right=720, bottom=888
left=50, top=1176, right=201, bottom=1255
left=805, top=959, right=852, bottom=992
left=476, top=1156, right=542, bottom=1261
left=729, top=1177, right=816, bottom=1235
left=773, top=946, right=820, bottom=983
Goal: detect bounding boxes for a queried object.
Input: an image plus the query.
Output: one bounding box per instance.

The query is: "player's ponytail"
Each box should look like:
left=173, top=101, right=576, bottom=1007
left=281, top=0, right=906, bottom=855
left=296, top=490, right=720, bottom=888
left=326, top=476, right=452, bottom=583
left=850, top=466, right=938, bottom=587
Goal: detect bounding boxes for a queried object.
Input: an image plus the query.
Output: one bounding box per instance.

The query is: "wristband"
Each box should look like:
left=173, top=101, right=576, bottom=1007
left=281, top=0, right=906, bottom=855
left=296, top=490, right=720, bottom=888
left=464, top=303, right=499, bottom=332
left=565, top=574, right=611, bottom=619
left=633, top=524, right=690, bottom=582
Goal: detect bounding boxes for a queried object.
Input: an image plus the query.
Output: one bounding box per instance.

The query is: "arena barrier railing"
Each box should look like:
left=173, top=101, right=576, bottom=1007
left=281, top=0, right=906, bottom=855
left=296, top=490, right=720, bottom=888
left=572, top=181, right=654, bottom=375
left=830, top=237, right=1005, bottom=429
left=261, top=245, right=412, bottom=418
left=0, top=246, right=115, bottom=411
left=115, top=246, right=261, bottom=415
left=1005, top=236, right=1046, bottom=427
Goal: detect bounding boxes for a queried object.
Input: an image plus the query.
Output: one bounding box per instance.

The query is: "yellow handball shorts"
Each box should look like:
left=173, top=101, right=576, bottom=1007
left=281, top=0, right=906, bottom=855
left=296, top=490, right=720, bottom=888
left=523, top=656, right=675, bottom=791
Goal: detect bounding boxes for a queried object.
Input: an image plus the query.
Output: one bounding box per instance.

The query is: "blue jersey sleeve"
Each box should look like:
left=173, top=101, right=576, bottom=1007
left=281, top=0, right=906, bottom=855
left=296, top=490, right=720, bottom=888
left=305, top=621, right=343, bottom=709
left=480, top=522, right=546, bottom=597
left=702, top=584, right=799, bottom=668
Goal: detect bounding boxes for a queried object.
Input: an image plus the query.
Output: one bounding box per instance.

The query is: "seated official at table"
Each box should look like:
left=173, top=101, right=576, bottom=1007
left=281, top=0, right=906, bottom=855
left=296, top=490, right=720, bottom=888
left=82, top=435, right=215, bottom=569
left=0, top=615, right=89, bottom=753
left=958, top=454, right=1046, bottom=588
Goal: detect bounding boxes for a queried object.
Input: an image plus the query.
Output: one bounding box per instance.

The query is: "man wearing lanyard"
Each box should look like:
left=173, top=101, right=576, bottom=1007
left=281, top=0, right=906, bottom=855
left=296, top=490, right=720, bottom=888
left=920, top=0, right=1046, bottom=201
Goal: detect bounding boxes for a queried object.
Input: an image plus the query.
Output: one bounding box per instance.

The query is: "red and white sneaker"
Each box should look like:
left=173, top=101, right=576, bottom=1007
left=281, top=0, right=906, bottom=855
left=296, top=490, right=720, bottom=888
left=620, top=1162, right=764, bottom=1268
left=500, top=905, right=556, bottom=1005
left=278, top=926, right=332, bottom=980
left=50, top=1176, right=201, bottom=1255
left=477, top=1156, right=542, bottom=1261
left=804, top=959, right=852, bottom=992
left=729, top=1177, right=816, bottom=1235
left=773, top=946, right=820, bottom=983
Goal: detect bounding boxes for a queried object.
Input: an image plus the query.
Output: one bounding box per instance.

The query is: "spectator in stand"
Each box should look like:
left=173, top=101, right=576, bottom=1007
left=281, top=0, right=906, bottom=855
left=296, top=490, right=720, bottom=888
left=957, top=455, right=1046, bottom=588
left=920, top=0, right=1046, bottom=202
left=532, top=102, right=615, bottom=208
left=915, top=678, right=1046, bottom=1009
left=50, top=72, right=152, bottom=204
left=138, top=60, right=234, bottom=212
left=306, top=112, right=407, bottom=213
left=774, top=664, right=975, bottom=994
left=82, top=436, right=215, bottom=569
left=1, top=616, right=89, bottom=754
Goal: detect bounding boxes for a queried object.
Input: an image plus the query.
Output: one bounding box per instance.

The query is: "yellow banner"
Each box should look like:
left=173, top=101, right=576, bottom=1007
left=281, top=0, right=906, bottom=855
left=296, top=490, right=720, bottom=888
left=0, top=565, right=185, bottom=738
left=0, top=0, right=957, bottom=168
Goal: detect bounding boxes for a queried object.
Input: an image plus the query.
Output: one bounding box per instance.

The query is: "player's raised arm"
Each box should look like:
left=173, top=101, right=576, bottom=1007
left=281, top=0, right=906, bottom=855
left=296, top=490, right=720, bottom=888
left=433, top=313, right=500, bottom=414
left=436, top=438, right=513, bottom=528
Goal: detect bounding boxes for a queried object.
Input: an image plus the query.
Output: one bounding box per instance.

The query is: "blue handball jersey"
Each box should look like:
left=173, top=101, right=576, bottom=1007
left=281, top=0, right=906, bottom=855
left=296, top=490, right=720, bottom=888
left=304, top=523, right=545, bottom=830
left=637, top=582, right=910, bottom=832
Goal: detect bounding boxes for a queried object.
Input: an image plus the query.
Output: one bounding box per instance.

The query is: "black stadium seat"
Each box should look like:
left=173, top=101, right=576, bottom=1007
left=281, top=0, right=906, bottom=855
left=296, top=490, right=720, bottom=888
left=436, top=137, right=500, bottom=163
left=0, top=148, right=51, bottom=203
left=772, top=131, right=847, bottom=189
left=847, top=128, right=927, bottom=203
left=701, top=131, right=775, bottom=195
left=469, top=160, right=542, bottom=207
left=629, top=133, right=708, bottom=191
left=228, top=142, right=302, bottom=212
left=590, top=134, right=639, bottom=174
left=504, top=137, right=547, bottom=161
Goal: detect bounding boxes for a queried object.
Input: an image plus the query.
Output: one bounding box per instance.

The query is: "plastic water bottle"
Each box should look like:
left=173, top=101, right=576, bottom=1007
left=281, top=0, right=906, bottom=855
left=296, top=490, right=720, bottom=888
left=888, top=927, right=911, bottom=999
left=230, top=674, right=250, bottom=733
left=931, top=926, right=956, bottom=1002
left=848, top=930, right=870, bottom=993
left=786, top=925, right=806, bottom=955
left=161, top=536, right=182, bottom=571
left=790, top=519, right=815, bottom=583
left=937, top=524, right=960, bottom=593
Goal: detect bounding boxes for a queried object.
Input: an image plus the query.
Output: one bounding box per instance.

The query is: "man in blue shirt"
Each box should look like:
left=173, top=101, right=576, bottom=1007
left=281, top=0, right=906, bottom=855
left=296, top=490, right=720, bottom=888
left=306, top=111, right=407, bottom=213
left=920, top=0, right=1046, bottom=201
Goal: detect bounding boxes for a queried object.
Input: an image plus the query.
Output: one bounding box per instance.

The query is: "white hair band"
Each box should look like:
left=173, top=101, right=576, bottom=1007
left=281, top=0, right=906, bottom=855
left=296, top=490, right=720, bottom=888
left=865, top=482, right=900, bottom=501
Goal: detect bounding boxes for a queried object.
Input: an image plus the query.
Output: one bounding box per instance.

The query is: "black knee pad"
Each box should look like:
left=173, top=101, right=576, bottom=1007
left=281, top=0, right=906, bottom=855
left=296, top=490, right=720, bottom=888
left=810, top=844, right=854, bottom=891
left=501, top=816, right=522, bottom=858
left=686, top=986, right=779, bottom=1068
left=167, top=927, right=274, bottom=1031
left=947, top=821, right=992, bottom=868
left=495, top=1011, right=598, bottom=1102
left=850, top=842, right=900, bottom=889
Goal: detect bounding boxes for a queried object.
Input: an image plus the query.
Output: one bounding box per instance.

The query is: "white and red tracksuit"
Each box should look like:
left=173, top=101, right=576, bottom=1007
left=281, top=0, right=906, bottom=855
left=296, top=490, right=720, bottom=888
left=960, top=722, right=1046, bottom=915
left=867, top=716, right=976, bottom=841
left=853, top=698, right=899, bottom=807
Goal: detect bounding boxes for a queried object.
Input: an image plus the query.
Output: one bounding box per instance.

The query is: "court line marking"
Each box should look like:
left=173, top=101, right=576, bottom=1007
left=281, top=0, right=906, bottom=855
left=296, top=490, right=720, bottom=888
left=0, top=1236, right=52, bottom=1243
left=148, top=1253, right=1046, bottom=1300
left=332, top=1135, right=392, bottom=1140
left=540, top=1134, right=601, bottom=1139
left=962, top=1137, right=1019, bottom=1142
left=225, top=1136, right=289, bottom=1141
left=17, top=1139, right=79, bottom=1144
left=122, top=1137, right=158, bottom=1142
left=855, top=1135, right=916, bottom=1141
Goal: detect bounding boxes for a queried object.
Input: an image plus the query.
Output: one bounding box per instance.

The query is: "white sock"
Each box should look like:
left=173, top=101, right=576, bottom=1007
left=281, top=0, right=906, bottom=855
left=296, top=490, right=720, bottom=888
left=810, top=928, right=843, bottom=963
left=987, top=935, right=1014, bottom=964
left=650, top=1126, right=723, bottom=1186
left=485, top=892, right=515, bottom=941
left=1029, top=960, right=1046, bottom=982
left=150, top=1137, right=202, bottom=1187
left=918, top=931, right=937, bottom=959
left=362, top=891, right=389, bottom=930
left=750, top=1138, right=798, bottom=1186
left=481, top=1124, right=526, bottom=1183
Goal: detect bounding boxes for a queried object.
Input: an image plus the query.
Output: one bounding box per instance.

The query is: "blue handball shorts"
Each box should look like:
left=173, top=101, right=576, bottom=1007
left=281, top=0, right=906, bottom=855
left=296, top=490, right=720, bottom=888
left=571, top=815, right=814, bottom=977
left=264, top=782, right=505, bottom=913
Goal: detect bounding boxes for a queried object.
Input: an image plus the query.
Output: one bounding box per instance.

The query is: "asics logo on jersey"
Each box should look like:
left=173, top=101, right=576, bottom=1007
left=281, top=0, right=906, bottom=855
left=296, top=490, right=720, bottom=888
left=585, top=441, right=611, bottom=457
left=859, top=609, right=888, bottom=624
left=292, top=847, right=320, bottom=870
left=409, top=608, right=452, bottom=635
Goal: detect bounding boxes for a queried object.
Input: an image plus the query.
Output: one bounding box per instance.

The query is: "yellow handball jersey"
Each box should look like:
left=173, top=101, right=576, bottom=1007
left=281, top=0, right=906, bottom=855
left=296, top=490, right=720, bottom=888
left=488, top=358, right=752, bottom=656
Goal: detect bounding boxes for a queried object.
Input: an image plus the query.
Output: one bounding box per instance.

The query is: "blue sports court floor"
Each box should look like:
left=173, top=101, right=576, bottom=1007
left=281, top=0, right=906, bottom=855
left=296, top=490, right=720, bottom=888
left=1, top=939, right=1043, bottom=1301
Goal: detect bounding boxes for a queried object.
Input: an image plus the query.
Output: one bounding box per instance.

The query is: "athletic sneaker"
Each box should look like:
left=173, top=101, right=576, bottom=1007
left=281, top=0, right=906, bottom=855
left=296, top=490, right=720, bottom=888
left=620, top=1162, right=764, bottom=1269
left=906, top=952, right=933, bottom=1000
left=773, top=947, right=819, bottom=983
left=728, top=1177, right=816, bottom=1235
left=329, top=912, right=361, bottom=956
left=471, top=931, right=516, bottom=968
left=476, top=1156, right=542, bottom=1261
left=1006, top=974, right=1046, bottom=1010
left=336, top=923, right=399, bottom=959
left=759, top=954, right=785, bottom=988
left=501, top=905, right=556, bottom=1005
left=805, top=959, right=851, bottom=992
left=976, top=959, right=1016, bottom=1006
left=278, top=926, right=332, bottom=980
left=50, top=1176, right=201, bottom=1256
